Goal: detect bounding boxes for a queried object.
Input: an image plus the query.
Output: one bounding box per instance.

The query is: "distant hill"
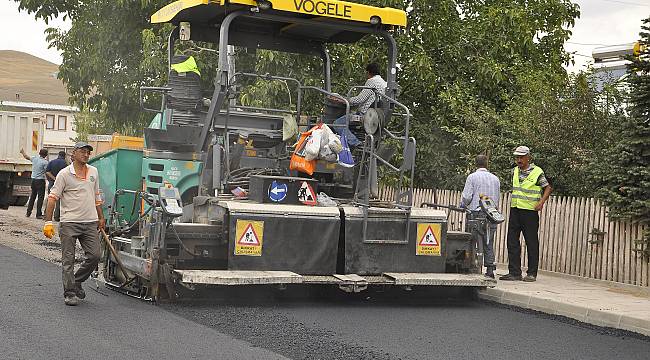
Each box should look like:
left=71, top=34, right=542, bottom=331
left=0, top=50, right=70, bottom=105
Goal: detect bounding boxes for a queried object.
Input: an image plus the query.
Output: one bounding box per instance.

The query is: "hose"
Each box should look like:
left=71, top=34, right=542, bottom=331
left=168, top=221, right=199, bottom=257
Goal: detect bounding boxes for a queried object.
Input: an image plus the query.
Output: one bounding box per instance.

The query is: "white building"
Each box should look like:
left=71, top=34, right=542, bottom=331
left=0, top=100, right=79, bottom=157
left=590, top=42, right=639, bottom=91
left=0, top=50, right=79, bottom=158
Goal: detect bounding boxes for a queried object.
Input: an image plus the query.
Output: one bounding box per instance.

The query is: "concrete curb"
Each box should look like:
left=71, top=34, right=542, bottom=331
left=494, top=264, right=650, bottom=297
left=478, top=287, right=650, bottom=337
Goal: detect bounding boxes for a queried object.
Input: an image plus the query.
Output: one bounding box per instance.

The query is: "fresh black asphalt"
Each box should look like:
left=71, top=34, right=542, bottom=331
left=0, top=244, right=284, bottom=360
left=2, top=244, right=649, bottom=359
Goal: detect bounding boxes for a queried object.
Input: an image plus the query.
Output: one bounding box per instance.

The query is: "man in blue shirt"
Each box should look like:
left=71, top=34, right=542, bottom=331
left=46, top=151, right=68, bottom=190
left=460, top=155, right=501, bottom=278
left=20, top=148, right=49, bottom=219
left=45, top=151, right=68, bottom=221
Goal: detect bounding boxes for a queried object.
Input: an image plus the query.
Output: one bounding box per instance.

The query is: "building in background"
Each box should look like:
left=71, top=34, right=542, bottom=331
left=0, top=50, right=78, bottom=158
left=590, top=42, right=643, bottom=91
left=0, top=100, right=78, bottom=157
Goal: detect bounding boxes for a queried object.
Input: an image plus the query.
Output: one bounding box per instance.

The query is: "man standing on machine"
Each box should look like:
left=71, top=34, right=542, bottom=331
left=460, top=154, right=501, bottom=278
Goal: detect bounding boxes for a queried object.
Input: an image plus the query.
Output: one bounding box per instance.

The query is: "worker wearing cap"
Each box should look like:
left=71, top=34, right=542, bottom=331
left=500, top=146, right=552, bottom=282
left=43, top=142, right=105, bottom=306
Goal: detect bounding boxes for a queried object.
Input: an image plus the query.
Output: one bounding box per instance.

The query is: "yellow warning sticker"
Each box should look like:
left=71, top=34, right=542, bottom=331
left=234, top=220, right=264, bottom=256
left=416, top=223, right=441, bottom=256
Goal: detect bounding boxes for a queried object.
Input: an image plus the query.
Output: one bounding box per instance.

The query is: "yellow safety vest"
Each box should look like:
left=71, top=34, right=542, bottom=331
left=511, top=166, right=543, bottom=210
left=171, top=56, right=201, bottom=76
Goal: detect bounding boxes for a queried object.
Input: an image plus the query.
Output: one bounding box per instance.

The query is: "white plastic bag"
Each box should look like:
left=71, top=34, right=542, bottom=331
left=319, top=124, right=342, bottom=155
left=319, top=144, right=338, bottom=162
left=319, top=124, right=335, bottom=146
left=328, top=136, right=343, bottom=154
left=317, top=192, right=337, bottom=207
left=304, top=128, right=322, bottom=161
left=282, top=114, right=299, bottom=141
left=312, top=124, right=335, bottom=161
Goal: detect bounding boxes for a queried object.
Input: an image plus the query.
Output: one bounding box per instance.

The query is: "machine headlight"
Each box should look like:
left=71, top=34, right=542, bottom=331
left=257, top=0, right=272, bottom=10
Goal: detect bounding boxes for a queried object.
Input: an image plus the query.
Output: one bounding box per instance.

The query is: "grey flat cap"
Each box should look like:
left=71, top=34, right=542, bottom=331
left=513, top=145, right=530, bottom=156
left=74, top=142, right=94, bottom=151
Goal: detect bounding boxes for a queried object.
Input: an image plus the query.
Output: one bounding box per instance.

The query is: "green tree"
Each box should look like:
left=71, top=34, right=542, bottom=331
left=20, top=0, right=606, bottom=197
left=387, top=0, right=580, bottom=189
left=17, top=0, right=171, bottom=135
left=490, top=70, right=625, bottom=196
left=597, top=17, right=650, bottom=223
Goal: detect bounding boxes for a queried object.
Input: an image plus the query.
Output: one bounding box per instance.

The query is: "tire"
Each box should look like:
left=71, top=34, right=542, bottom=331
left=12, top=196, right=29, bottom=206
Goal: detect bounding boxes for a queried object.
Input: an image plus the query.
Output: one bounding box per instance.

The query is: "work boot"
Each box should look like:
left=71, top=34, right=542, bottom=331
left=499, top=273, right=522, bottom=281
left=523, top=274, right=537, bottom=282
left=485, top=267, right=495, bottom=279
left=64, top=294, right=79, bottom=306
left=75, top=282, right=86, bottom=299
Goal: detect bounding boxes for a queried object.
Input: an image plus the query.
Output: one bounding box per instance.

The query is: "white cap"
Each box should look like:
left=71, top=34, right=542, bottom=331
left=513, top=146, right=530, bottom=156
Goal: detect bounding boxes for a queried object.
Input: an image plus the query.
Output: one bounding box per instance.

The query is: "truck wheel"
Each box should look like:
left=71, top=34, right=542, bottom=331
left=11, top=196, right=29, bottom=206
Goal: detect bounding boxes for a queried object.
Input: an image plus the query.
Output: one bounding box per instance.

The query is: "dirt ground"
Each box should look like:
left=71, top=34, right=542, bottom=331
left=0, top=205, right=84, bottom=264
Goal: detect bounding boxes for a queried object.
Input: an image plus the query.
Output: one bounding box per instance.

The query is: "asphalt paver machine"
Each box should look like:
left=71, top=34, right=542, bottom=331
left=101, top=0, right=496, bottom=301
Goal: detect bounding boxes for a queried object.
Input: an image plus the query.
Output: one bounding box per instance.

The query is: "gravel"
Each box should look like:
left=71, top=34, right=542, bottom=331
left=0, top=205, right=88, bottom=265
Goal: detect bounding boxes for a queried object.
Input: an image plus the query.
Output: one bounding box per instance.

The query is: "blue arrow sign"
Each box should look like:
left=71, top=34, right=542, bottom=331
left=268, top=180, right=288, bottom=202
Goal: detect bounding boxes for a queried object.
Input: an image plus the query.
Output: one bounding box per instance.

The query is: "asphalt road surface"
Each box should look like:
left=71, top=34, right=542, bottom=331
left=2, top=244, right=649, bottom=360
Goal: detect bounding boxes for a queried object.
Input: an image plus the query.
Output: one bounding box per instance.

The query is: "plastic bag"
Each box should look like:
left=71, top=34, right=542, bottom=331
left=304, top=127, right=322, bottom=161
left=290, top=130, right=316, bottom=175
left=319, top=124, right=343, bottom=154
left=313, top=124, right=336, bottom=161
left=282, top=114, right=299, bottom=142
left=328, top=136, right=343, bottom=154
left=337, top=131, right=355, bottom=168
left=317, top=192, right=338, bottom=207
left=319, top=144, right=338, bottom=162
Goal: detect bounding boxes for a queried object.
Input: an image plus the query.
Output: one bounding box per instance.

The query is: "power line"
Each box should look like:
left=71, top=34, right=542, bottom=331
left=566, top=41, right=610, bottom=46
left=571, top=53, right=594, bottom=58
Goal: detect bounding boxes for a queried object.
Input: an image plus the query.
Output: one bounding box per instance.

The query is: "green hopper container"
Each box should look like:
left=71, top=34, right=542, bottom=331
left=89, top=148, right=144, bottom=223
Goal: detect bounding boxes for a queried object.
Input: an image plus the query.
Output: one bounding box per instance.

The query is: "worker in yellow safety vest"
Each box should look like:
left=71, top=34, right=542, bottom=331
left=499, top=146, right=552, bottom=282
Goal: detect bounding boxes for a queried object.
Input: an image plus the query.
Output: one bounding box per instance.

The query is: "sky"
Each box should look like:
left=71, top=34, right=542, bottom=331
left=564, top=0, right=650, bottom=72
left=0, top=0, right=648, bottom=70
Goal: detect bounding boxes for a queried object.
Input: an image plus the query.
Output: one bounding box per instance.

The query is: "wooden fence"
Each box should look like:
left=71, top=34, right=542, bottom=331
left=379, top=187, right=649, bottom=287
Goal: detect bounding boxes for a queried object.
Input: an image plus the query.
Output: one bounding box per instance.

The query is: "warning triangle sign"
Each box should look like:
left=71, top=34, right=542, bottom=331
left=237, top=223, right=261, bottom=246
left=419, top=226, right=439, bottom=246
left=297, top=181, right=317, bottom=206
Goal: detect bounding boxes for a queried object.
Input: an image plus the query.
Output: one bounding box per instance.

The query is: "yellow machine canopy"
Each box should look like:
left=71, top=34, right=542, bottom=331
left=151, top=0, right=406, bottom=48
left=153, top=0, right=406, bottom=26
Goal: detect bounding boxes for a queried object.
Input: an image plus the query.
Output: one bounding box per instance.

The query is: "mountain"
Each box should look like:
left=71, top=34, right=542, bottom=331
left=0, top=50, right=70, bottom=106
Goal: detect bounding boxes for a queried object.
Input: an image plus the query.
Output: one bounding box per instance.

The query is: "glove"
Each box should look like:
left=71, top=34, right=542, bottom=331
left=43, top=221, right=55, bottom=239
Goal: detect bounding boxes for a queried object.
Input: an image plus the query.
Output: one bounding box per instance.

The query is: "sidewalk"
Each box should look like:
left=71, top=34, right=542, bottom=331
left=480, top=269, right=650, bottom=337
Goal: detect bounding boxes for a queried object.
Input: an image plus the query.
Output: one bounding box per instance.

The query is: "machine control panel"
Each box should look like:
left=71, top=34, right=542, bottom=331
left=158, top=186, right=183, bottom=217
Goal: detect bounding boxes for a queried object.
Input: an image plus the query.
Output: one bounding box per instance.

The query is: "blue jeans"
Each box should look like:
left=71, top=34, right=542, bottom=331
left=468, top=211, right=496, bottom=268
left=333, top=114, right=361, bottom=147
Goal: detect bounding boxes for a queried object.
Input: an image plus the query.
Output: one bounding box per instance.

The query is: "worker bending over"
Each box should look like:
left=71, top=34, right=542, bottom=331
left=460, top=155, right=501, bottom=278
